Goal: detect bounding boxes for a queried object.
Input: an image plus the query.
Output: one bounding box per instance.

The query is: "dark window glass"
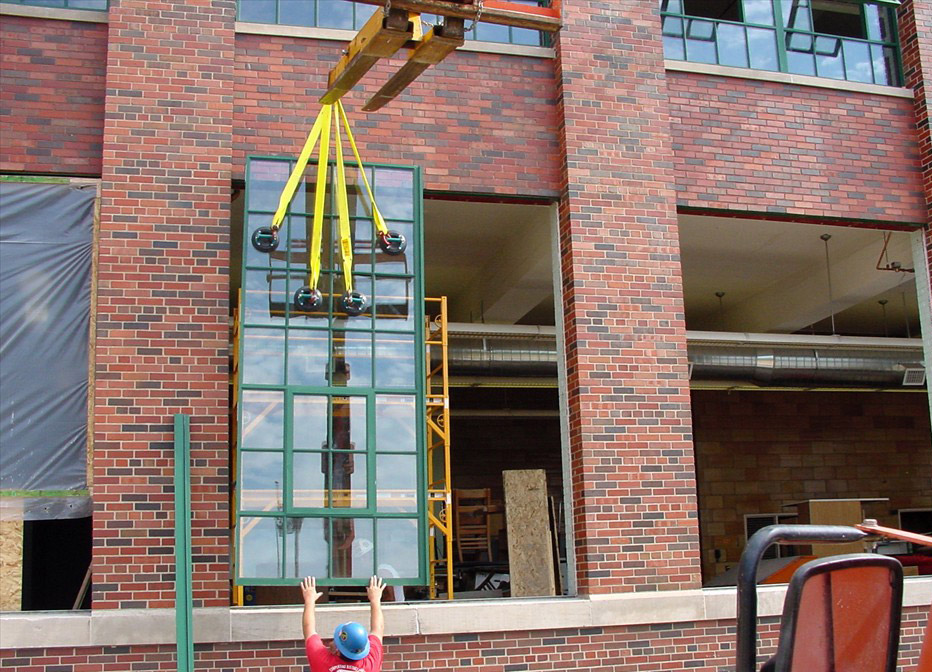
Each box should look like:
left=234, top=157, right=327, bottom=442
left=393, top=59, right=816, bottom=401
left=683, top=0, right=740, bottom=21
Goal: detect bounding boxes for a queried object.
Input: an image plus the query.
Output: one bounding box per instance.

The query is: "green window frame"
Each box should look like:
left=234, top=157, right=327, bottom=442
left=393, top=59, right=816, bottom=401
left=236, top=0, right=552, bottom=47
left=0, top=0, right=107, bottom=8
left=236, top=155, right=427, bottom=587
left=661, top=0, right=902, bottom=87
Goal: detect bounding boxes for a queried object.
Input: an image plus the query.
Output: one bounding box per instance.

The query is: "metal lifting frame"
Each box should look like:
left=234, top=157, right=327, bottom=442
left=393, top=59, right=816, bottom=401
left=425, top=297, right=454, bottom=599
left=321, top=0, right=561, bottom=111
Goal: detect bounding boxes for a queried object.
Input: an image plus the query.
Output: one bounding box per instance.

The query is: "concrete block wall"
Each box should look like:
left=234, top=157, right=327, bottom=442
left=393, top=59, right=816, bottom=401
left=92, top=0, right=235, bottom=609
left=692, top=390, right=932, bottom=581
left=667, top=71, right=926, bottom=224
left=0, top=14, right=106, bottom=175
left=554, top=0, right=701, bottom=594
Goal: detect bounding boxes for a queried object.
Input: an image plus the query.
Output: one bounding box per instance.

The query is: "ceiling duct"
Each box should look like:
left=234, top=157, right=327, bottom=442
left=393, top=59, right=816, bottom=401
left=442, top=324, right=925, bottom=388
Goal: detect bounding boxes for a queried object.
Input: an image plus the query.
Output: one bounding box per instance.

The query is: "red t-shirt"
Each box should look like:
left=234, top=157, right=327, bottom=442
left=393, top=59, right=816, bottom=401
left=305, top=634, right=383, bottom=672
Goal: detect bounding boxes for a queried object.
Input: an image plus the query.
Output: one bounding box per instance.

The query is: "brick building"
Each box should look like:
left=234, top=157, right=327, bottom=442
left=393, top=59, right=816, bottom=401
left=0, top=0, right=930, bottom=670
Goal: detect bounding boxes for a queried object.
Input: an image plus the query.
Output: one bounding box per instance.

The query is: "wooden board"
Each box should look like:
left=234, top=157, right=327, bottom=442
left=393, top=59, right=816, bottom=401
left=503, top=469, right=555, bottom=598
left=0, top=519, right=23, bottom=611
left=789, top=499, right=869, bottom=557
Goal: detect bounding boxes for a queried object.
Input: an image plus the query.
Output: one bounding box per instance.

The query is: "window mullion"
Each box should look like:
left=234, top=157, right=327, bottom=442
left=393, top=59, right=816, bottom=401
left=773, top=0, right=790, bottom=73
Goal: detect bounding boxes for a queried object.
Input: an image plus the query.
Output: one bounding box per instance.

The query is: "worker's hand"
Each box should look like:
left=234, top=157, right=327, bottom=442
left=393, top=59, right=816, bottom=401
left=301, top=577, right=323, bottom=605
left=367, top=575, right=386, bottom=604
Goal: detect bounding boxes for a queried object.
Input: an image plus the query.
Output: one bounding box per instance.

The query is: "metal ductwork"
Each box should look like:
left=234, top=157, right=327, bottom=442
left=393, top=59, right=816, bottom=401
left=442, top=324, right=926, bottom=388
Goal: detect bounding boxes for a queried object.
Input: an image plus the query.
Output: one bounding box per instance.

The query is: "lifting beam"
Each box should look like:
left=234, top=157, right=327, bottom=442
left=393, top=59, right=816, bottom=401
left=349, top=0, right=561, bottom=32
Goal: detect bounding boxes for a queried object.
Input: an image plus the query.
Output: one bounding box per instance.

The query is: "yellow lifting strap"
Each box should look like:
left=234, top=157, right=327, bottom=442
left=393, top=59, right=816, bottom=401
left=270, top=101, right=389, bottom=294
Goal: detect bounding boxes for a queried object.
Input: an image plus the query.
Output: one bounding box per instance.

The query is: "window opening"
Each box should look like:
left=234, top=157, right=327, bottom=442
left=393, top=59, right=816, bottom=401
left=1, top=0, right=108, bottom=8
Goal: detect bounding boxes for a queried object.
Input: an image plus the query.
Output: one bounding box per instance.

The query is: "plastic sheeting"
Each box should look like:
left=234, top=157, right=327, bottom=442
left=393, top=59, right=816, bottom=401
left=0, top=181, right=95, bottom=520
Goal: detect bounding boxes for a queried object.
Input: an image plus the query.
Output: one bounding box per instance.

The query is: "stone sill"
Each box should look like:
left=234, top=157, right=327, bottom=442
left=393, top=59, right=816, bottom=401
left=0, top=3, right=107, bottom=23
left=666, top=60, right=914, bottom=99
left=2, top=579, right=930, bottom=650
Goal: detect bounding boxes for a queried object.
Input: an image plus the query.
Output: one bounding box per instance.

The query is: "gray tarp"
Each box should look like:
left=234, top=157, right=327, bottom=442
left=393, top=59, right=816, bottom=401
left=0, top=182, right=94, bottom=520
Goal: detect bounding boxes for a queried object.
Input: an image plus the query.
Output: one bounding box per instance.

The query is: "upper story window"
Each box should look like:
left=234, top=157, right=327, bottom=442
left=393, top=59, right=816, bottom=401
left=237, top=0, right=550, bottom=47
left=1, top=0, right=107, bottom=8
left=661, top=0, right=902, bottom=86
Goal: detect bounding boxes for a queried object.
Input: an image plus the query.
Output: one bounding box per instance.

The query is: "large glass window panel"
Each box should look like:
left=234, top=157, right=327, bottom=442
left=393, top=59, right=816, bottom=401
left=843, top=39, right=873, bottom=83
left=240, top=451, right=284, bottom=512
left=293, top=395, right=328, bottom=450
left=376, top=395, right=417, bottom=453
left=293, top=452, right=328, bottom=508
left=376, top=454, right=418, bottom=513
left=717, top=23, right=749, bottom=68
left=331, top=396, right=367, bottom=451
left=377, top=518, right=420, bottom=579
left=747, top=27, right=778, bottom=71
left=241, top=328, right=285, bottom=385
left=375, top=333, right=416, bottom=389
left=330, top=331, right=373, bottom=387
left=374, top=276, right=414, bottom=330
left=330, top=518, right=374, bottom=579
left=241, top=390, right=284, bottom=449
left=239, top=516, right=282, bottom=578
left=243, top=270, right=287, bottom=325
left=287, top=329, right=329, bottom=386
left=328, top=451, right=367, bottom=508
left=284, top=516, right=328, bottom=578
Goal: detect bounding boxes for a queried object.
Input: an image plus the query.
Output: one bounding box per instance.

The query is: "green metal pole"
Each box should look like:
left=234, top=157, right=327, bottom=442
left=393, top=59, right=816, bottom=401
left=174, top=414, right=194, bottom=672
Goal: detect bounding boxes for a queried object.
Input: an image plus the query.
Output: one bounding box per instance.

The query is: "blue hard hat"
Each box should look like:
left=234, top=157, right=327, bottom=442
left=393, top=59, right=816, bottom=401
left=334, top=622, right=370, bottom=660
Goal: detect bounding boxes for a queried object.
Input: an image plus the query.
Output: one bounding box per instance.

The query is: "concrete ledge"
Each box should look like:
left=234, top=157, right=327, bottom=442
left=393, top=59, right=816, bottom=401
left=0, top=3, right=107, bottom=23
left=1, top=578, right=929, bottom=650
left=666, top=59, right=914, bottom=99
left=235, top=21, right=554, bottom=59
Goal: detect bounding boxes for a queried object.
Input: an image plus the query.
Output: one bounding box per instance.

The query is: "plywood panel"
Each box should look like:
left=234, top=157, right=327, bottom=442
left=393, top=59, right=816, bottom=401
left=794, top=499, right=868, bottom=557
left=503, top=469, right=555, bottom=597
left=0, top=519, right=23, bottom=611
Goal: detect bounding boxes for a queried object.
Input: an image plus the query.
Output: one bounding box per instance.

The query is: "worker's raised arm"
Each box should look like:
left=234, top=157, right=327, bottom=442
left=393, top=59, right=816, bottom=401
left=301, top=577, right=323, bottom=640
left=367, top=575, right=386, bottom=640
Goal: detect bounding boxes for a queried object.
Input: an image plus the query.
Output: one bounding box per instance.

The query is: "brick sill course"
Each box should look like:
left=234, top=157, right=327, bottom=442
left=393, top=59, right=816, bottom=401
left=2, top=579, right=930, bottom=649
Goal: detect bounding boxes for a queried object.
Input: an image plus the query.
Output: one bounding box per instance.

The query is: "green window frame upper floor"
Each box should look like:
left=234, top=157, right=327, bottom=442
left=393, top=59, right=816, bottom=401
left=661, top=0, right=903, bottom=87
left=237, top=0, right=551, bottom=47
left=0, top=0, right=106, bottom=9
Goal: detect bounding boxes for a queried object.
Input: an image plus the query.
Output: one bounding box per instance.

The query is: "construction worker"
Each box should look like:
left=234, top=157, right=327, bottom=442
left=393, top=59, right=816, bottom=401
left=301, top=575, right=386, bottom=672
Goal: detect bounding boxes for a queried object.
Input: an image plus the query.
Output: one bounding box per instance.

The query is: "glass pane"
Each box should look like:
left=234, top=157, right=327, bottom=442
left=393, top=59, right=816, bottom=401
left=373, top=220, right=413, bottom=275
left=843, top=40, right=873, bottom=83
left=284, top=517, right=328, bottom=578
left=239, top=516, right=281, bottom=578
left=245, top=213, right=288, bottom=269
left=287, top=215, right=311, bottom=269
left=243, top=269, right=287, bottom=324
left=376, top=395, right=417, bottom=453
left=717, top=23, right=749, bottom=68
left=872, top=44, right=897, bottom=86
left=330, top=518, right=374, bottom=579
left=475, top=21, right=510, bottom=43
left=331, top=216, right=372, bottom=275
left=241, top=390, right=285, bottom=449
left=328, top=451, right=367, bottom=508
left=815, top=36, right=844, bottom=80
left=70, top=0, right=108, bottom=9
left=287, top=329, right=329, bottom=386
left=280, top=0, right=315, bottom=27
left=663, top=35, right=686, bottom=60
left=293, top=395, right=328, bottom=450
left=293, top=452, right=327, bottom=508
left=375, top=333, right=416, bottom=389
left=333, top=275, right=373, bottom=327
left=241, top=327, right=285, bottom=385
left=346, top=166, right=375, bottom=218
left=511, top=27, right=542, bottom=47
left=748, top=27, right=778, bottom=71
left=865, top=5, right=895, bottom=42
left=662, top=0, right=683, bottom=13
left=331, top=396, right=367, bottom=451
left=239, top=0, right=276, bottom=23
left=374, top=168, right=414, bottom=220
left=781, top=0, right=811, bottom=30
left=318, top=0, right=353, bottom=28
left=374, top=276, right=413, bottom=330
left=377, top=518, right=419, bottom=579
left=662, top=16, right=684, bottom=37
left=240, top=451, right=283, bottom=512
left=288, top=272, right=329, bottom=326
left=786, top=35, right=816, bottom=76
left=685, top=20, right=717, bottom=64
left=742, top=0, right=773, bottom=26
left=376, top=454, right=418, bottom=513
left=248, top=159, right=289, bottom=211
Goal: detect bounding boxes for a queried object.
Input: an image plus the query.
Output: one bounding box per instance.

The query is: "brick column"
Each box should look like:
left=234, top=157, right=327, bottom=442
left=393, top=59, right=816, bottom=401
left=554, top=0, right=701, bottom=593
left=93, top=0, right=234, bottom=609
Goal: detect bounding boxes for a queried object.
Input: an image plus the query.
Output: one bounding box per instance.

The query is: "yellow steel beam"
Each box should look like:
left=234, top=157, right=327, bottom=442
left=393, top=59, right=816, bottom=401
left=349, top=0, right=561, bottom=32
left=321, top=7, right=419, bottom=104
left=362, top=19, right=465, bottom=112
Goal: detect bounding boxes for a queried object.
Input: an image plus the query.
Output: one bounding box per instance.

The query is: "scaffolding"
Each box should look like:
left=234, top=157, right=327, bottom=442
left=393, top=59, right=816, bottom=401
left=425, top=296, right=453, bottom=599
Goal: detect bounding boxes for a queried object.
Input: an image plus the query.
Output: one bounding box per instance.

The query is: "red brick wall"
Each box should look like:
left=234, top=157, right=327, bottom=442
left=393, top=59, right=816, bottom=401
left=93, top=0, right=234, bottom=609
left=693, top=390, right=932, bottom=582
left=1, top=606, right=927, bottom=671
left=667, top=71, right=926, bottom=224
left=555, top=1, right=701, bottom=594
left=0, top=14, right=107, bottom=175
left=900, top=0, right=932, bottom=229
left=233, top=34, right=561, bottom=196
